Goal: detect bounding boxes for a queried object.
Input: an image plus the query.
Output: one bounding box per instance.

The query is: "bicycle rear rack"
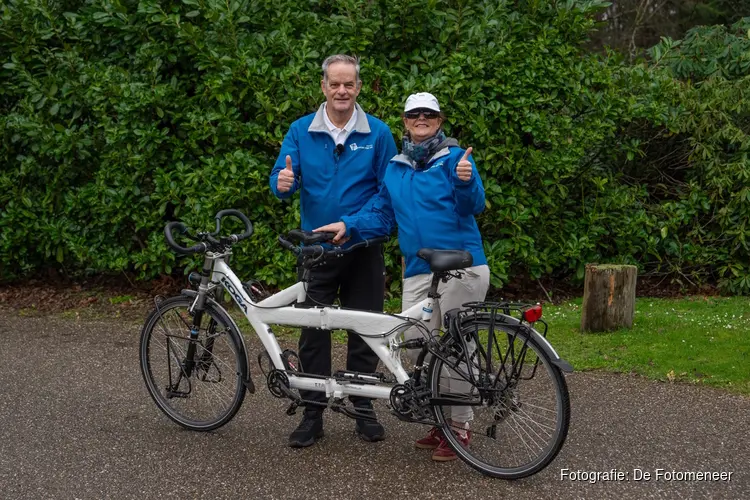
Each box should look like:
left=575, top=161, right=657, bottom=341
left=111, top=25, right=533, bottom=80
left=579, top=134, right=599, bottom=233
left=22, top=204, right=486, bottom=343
left=459, top=301, right=549, bottom=338
left=443, top=301, right=549, bottom=384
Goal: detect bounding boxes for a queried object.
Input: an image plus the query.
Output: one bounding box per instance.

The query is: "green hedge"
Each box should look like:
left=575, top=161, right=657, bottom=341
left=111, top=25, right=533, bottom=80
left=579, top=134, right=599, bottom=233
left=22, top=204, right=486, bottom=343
left=1, top=1, right=748, bottom=294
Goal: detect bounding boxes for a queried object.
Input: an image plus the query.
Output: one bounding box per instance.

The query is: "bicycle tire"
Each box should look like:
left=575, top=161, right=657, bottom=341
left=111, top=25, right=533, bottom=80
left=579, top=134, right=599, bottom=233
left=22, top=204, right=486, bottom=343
left=139, top=295, right=248, bottom=431
left=428, top=314, right=570, bottom=479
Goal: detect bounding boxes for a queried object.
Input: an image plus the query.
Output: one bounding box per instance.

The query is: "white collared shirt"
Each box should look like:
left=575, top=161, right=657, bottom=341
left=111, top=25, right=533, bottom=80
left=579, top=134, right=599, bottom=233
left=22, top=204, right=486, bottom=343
left=323, top=104, right=357, bottom=146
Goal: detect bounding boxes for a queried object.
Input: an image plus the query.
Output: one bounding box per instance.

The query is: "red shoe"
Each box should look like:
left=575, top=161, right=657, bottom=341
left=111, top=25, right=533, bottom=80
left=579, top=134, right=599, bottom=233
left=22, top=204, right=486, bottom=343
left=415, top=426, right=444, bottom=449
left=431, top=425, right=471, bottom=462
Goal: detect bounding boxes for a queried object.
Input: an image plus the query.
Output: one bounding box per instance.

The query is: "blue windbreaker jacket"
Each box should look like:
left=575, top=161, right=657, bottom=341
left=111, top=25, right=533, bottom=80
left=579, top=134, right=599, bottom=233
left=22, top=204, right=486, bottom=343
left=269, top=103, right=397, bottom=244
left=341, top=144, right=487, bottom=278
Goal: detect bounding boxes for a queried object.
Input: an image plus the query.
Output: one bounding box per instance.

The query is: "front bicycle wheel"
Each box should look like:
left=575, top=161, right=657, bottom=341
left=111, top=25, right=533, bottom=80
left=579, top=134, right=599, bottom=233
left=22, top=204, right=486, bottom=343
left=139, top=295, right=248, bottom=431
left=428, top=315, right=570, bottom=479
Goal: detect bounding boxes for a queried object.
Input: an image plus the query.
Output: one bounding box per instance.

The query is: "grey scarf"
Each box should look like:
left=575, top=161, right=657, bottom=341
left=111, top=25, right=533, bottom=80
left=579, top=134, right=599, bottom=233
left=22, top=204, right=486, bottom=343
left=402, top=130, right=448, bottom=169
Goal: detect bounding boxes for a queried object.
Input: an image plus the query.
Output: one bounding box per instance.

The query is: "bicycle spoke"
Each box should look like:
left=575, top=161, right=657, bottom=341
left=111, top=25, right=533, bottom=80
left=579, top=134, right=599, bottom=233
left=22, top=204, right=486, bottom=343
left=429, top=316, right=570, bottom=479
left=140, top=296, right=246, bottom=431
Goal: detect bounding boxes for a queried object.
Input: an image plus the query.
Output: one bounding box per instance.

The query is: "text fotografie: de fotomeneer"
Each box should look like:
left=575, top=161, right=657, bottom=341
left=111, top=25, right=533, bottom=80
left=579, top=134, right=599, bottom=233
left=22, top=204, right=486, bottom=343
left=560, top=468, right=733, bottom=483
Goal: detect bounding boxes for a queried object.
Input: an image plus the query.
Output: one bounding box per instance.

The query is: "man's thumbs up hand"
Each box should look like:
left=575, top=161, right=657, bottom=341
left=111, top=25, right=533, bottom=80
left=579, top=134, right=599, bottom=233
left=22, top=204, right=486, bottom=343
left=456, top=147, right=473, bottom=182
left=277, top=155, right=295, bottom=193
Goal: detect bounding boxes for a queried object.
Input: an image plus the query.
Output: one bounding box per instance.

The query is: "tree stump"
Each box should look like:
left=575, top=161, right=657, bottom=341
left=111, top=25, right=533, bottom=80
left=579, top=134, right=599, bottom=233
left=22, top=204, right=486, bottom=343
left=580, top=264, right=637, bottom=332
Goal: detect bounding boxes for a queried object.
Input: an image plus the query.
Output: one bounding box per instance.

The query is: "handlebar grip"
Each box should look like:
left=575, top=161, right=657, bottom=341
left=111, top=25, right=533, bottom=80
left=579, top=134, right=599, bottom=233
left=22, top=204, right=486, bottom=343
left=215, top=209, right=254, bottom=241
left=278, top=236, right=323, bottom=257
left=286, top=229, right=307, bottom=243
left=165, top=222, right=208, bottom=255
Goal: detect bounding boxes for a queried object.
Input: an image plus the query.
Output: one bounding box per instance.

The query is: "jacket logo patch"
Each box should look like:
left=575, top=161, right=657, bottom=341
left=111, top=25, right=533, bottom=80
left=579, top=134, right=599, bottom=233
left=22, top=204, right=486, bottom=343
left=350, top=143, right=373, bottom=151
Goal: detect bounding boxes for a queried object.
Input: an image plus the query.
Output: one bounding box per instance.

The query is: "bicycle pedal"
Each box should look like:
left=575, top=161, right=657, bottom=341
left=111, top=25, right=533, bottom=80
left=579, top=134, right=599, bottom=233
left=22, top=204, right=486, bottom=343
left=286, top=401, right=299, bottom=416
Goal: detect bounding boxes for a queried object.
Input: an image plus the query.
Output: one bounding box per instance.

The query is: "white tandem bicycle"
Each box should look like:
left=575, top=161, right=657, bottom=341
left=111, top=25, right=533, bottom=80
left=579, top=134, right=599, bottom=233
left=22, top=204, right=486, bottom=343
left=139, top=209, right=573, bottom=479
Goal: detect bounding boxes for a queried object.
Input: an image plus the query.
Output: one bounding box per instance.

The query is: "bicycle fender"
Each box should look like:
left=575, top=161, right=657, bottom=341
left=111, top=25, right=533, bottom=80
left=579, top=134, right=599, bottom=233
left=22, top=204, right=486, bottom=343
left=180, top=289, right=256, bottom=393
left=495, top=315, right=574, bottom=374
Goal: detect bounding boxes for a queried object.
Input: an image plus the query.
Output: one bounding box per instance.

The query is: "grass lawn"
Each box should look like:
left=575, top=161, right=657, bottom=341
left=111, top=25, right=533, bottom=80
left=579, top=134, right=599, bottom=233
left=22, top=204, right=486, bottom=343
left=543, top=296, right=750, bottom=395
left=260, top=296, right=750, bottom=395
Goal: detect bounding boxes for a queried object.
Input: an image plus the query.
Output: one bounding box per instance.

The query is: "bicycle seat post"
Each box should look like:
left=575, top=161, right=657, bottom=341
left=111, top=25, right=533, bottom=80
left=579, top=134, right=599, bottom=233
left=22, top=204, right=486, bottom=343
left=428, top=273, right=444, bottom=299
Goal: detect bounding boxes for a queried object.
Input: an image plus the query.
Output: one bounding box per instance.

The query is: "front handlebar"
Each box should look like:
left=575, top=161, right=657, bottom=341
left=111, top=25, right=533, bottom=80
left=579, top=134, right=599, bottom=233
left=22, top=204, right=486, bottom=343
left=164, top=209, right=254, bottom=255
left=164, top=221, right=209, bottom=255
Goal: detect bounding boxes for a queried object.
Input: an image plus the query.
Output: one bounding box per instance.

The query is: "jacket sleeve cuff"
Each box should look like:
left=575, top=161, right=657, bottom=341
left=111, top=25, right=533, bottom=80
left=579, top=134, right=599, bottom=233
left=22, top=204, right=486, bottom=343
left=454, top=176, right=475, bottom=187
left=340, top=215, right=355, bottom=237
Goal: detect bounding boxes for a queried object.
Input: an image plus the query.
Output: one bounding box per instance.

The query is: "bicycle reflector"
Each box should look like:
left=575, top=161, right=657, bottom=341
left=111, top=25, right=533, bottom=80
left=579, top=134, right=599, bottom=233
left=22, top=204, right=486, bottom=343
left=523, top=304, right=543, bottom=323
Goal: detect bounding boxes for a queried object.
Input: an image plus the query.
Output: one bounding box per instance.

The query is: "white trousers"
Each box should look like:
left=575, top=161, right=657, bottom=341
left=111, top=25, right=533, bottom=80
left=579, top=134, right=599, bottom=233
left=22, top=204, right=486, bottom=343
left=402, top=265, right=490, bottom=423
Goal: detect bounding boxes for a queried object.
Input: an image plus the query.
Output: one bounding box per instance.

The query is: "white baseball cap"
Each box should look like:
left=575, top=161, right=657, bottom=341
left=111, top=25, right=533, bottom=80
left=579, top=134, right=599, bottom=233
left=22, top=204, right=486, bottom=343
left=404, top=92, right=441, bottom=113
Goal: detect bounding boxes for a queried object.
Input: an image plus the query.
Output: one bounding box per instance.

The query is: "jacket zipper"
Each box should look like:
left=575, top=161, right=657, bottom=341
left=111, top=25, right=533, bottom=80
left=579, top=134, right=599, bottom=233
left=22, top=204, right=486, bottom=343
left=333, top=139, right=339, bottom=174
left=408, top=169, right=425, bottom=255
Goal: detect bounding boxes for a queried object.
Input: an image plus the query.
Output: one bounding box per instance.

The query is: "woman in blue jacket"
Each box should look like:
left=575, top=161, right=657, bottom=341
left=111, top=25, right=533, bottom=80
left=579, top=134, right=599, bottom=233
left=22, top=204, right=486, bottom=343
left=316, top=92, right=490, bottom=462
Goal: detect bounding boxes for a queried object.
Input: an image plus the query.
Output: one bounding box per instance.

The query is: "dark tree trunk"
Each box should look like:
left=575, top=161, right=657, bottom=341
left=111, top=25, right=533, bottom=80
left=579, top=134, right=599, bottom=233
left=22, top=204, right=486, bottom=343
left=580, top=264, right=638, bottom=332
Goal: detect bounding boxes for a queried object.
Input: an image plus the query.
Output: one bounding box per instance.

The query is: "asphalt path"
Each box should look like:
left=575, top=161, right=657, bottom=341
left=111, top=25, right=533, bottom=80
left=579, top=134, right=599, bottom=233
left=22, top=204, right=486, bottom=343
left=0, top=312, right=747, bottom=499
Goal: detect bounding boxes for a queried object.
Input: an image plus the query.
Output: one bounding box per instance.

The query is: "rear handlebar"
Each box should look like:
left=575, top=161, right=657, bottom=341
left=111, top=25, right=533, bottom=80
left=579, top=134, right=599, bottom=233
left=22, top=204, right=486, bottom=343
left=277, top=231, right=389, bottom=259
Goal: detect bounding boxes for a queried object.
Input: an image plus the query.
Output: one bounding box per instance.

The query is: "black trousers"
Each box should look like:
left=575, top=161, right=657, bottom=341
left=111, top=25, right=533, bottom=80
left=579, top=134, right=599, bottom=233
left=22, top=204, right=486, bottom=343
left=297, top=244, right=385, bottom=414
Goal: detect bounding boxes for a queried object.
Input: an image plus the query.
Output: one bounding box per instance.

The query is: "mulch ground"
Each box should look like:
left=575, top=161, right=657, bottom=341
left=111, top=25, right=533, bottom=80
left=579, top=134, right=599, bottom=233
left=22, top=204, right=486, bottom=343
left=0, top=274, right=181, bottom=318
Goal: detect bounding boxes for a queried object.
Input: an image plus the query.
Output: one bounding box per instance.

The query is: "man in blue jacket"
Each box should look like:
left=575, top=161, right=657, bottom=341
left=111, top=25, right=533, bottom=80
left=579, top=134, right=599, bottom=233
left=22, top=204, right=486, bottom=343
left=269, top=54, right=397, bottom=448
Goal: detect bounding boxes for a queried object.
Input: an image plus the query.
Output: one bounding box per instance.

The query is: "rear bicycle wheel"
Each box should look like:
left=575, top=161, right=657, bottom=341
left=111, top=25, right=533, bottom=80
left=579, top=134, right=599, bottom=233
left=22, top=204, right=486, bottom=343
left=428, top=315, right=570, bottom=479
left=139, top=295, right=248, bottom=431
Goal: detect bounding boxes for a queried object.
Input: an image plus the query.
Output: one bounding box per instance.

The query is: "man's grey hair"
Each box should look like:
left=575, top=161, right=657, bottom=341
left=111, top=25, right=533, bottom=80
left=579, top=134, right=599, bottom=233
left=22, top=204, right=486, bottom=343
left=322, top=54, right=360, bottom=82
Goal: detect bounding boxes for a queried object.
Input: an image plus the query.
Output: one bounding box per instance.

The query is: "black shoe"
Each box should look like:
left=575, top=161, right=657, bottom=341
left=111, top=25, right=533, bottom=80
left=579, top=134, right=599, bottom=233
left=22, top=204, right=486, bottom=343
left=289, top=413, right=324, bottom=448
left=353, top=403, right=385, bottom=442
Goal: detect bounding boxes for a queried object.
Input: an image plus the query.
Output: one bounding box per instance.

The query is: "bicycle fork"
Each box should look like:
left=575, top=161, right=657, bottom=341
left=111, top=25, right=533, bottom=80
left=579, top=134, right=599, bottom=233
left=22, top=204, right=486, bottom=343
left=162, top=291, right=223, bottom=398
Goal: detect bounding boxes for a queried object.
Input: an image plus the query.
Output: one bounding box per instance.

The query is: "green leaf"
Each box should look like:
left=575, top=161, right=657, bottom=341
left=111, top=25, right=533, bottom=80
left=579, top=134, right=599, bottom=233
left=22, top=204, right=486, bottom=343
left=186, top=10, right=200, bottom=18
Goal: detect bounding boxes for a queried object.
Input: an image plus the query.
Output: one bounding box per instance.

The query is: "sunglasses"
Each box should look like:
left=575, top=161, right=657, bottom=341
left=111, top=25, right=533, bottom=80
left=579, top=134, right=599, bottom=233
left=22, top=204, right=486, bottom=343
left=404, top=110, right=440, bottom=120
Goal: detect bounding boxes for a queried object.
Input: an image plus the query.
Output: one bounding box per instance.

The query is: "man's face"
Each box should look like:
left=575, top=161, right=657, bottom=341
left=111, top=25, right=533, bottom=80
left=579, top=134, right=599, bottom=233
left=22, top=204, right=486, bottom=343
left=321, top=62, right=361, bottom=115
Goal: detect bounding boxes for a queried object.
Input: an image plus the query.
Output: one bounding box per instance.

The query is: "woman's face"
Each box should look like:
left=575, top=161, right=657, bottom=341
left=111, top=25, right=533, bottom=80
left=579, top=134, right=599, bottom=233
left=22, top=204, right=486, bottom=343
left=403, top=109, right=443, bottom=144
